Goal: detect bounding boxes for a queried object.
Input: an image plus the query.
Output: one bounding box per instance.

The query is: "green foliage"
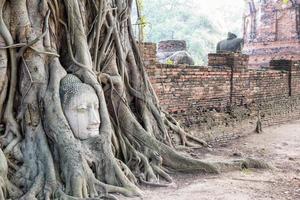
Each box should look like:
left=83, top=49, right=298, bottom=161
left=282, top=0, right=289, bottom=4
left=137, top=0, right=144, bottom=11
left=141, top=0, right=245, bottom=65
left=166, top=59, right=174, bottom=65
left=135, top=0, right=147, bottom=41
left=139, top=15, right=147, bottom=39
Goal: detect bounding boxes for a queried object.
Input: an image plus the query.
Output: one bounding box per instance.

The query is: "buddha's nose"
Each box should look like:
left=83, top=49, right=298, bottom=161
left=89, top=108, right=101, bottom=125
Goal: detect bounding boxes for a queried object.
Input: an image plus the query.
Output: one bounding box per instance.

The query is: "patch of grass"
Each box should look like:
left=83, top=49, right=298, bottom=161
left=241, top=168, right=252, bottom=175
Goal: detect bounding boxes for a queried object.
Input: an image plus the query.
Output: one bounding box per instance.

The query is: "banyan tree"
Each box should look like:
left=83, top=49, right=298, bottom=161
left=0, top=0, right=268, bottom=199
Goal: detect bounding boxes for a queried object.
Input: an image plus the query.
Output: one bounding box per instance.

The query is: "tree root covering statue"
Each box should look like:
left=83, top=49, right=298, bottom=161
left=0, top=0, right=268, bottom=199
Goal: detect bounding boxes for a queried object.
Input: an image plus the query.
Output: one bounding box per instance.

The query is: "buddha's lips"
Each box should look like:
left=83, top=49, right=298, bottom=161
left=87, top=127, right=100, bottom=131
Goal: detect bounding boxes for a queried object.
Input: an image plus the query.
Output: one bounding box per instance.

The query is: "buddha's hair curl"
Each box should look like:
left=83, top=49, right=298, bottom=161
left=59, top=74, right=96, bottom=107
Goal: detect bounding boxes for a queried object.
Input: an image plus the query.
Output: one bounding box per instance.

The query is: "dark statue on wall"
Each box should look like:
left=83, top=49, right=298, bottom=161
left=216, top=32, right=244, bottom=53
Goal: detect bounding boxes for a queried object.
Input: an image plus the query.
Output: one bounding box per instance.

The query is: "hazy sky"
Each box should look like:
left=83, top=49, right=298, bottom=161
left=138, top=0, right=247, bottom=37
left=199, top=0, right=245, bottom=7
left=187, top=0, right=246, bottom=36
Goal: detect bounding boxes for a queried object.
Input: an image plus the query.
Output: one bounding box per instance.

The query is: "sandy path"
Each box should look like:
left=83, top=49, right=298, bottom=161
left=119, top=120, right=300, bottom=200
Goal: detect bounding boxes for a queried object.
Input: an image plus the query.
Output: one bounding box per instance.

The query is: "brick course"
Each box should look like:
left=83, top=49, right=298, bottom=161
left=208, top=53, right=249, bottom=70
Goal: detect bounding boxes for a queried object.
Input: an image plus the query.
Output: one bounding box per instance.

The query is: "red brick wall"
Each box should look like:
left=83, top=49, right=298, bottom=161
left=291, top=62, right=300, bottom=95
left=147, top=65, right=231, bottom=113
left=138, top=42, right=157, bottom=66
left=232, top=70, right=290, bottom=104
left=140, top=43, right=300, bottom=117
left=141, top=42, right=300, bottom=142
left=146, top=64, right=300, bottom=116
left=145, top=63, right=300, bottom=144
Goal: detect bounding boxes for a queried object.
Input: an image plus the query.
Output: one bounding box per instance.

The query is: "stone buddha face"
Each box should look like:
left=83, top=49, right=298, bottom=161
left=60, top=74, right=100, bottom=140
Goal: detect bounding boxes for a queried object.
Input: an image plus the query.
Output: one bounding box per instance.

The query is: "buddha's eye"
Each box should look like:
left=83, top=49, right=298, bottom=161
left=77, top=106, right=87, bottom=112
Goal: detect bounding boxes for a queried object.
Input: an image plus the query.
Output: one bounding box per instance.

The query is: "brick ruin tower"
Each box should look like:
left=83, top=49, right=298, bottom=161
left=243, top=0, right=300, bottom=68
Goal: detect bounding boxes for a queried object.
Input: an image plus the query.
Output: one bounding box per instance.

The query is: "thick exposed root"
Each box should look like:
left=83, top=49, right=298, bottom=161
left=1, top=121, right=21, bottom=154
left=0, top=148, right=22, bottom=199
left=139, top=178, right=172, bottom=187
left=213, top=158, right=270, bottom=173
left=55, top=188, right=119, bottom=200
left=163, top=113, right=208, bottom=148
left=0, top=77, right=7, bottom=122
left=151, top=164, right=173, bottom=183
left=115, top=104, right=268, bottom=174
left=0, top=0, right=21, bottom=155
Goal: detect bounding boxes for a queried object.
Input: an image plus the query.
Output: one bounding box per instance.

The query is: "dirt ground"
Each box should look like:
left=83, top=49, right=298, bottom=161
left=120, top=120, right=300, bottom=200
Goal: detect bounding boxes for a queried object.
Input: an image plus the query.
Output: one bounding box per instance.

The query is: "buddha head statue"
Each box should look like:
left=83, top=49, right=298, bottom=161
left=60, top=74, right=100, bottom=140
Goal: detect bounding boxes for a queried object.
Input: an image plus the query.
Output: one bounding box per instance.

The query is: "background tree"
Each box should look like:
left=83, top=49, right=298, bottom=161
left=0, top=0, right=267, bottom=199
left=138, top=0, right=245, bottom=64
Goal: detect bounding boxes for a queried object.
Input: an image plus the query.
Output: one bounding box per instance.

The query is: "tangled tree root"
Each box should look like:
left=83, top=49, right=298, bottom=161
left=0, top=149, right=22, bottom=199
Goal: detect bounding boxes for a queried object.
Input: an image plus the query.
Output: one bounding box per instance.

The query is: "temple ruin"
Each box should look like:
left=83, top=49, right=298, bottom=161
left=243, top=0, right=300, bottom=68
